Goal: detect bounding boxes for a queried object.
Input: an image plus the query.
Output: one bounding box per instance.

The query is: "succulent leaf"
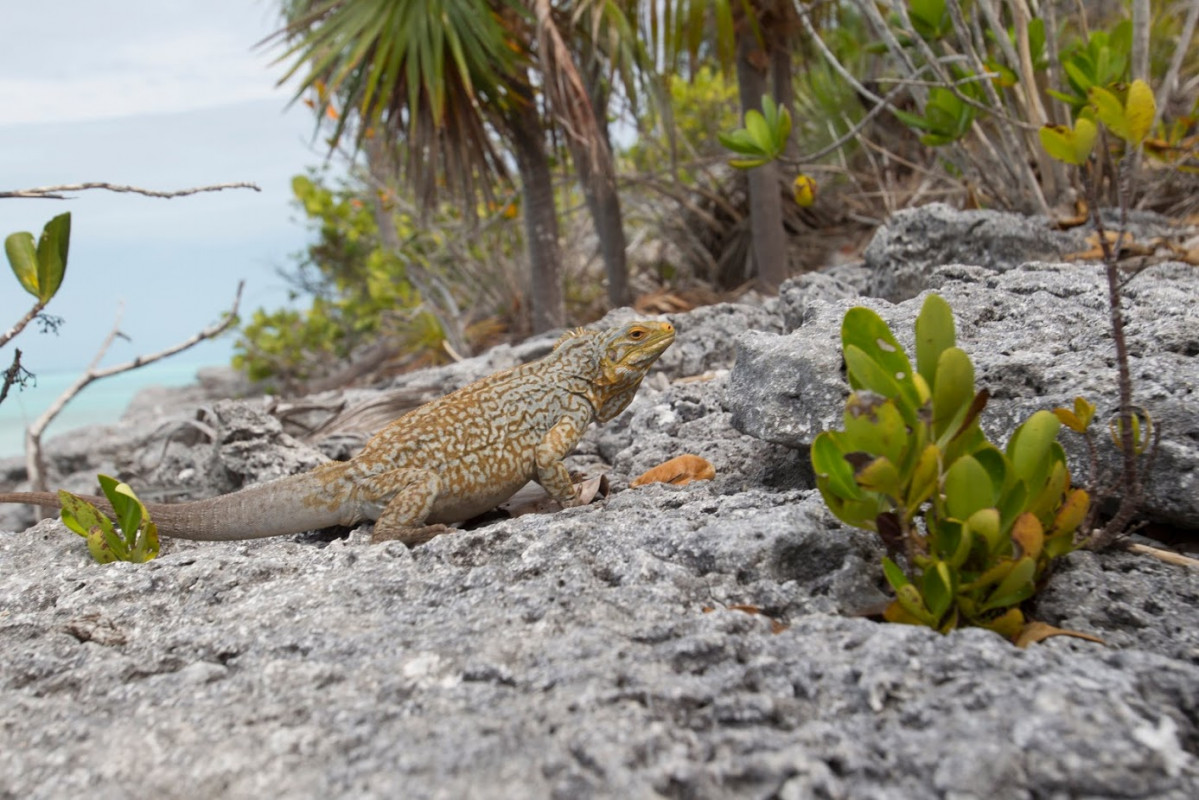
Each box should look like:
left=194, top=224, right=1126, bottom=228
left=915, top=294, right=956, bottom=388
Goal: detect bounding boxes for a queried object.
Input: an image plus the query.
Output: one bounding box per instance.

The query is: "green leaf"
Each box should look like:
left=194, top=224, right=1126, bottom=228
left=972, top=446, right=1009, bottom=496
left=914, top=294, right=955, bottom=388
left=744, top=108, right=773, bottom=152
left=981, top=556, right=1036, bottom=611
left=58, top=490, right=112, bottom=540
left=100, top=474, right=144, bottom=550
left=811, top=432, right=864, bottom=502
left=841, top=308, right=920, bottom=418
left=6, top=231, right=40, bottom=298
left=717, top=129, right=763, bottom=156
left=943, top=455, right=994, bottom=520
left=966, top=507, right=1003, bottom=557
left=843, top=393, right=909, bottom=468
left=35, top=213, right=70, bottom=302
left=922, top=560, right=955, bottom=620
left=728, top=156, right=770, bottom=169
left=932, top=347, right=976, bottom=443
left=1006, top=411, right=1061, bottom=498
left=932, top=518, right=973, bottom=568
left=882, top=556, right=911, bottom=590
left=905, top=443, right=941, bottom=511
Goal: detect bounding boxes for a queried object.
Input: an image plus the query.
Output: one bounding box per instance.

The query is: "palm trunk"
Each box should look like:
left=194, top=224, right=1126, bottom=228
left=507, top=82, right=565, bottom=332
left=736, top=20, right=789, bottom=292
left=572, top=67, right=631, bottom=309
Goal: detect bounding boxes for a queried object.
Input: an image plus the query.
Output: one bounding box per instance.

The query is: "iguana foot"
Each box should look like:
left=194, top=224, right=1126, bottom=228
left=371, top=522, right=455, bottom=547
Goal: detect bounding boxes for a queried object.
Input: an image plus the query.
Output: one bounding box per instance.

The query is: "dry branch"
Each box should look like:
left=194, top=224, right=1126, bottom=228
left=0, top=300, right=48, bottom=349
left=25, top=282, right=244, bottom=496
left=0, top=182, right=261, bottom=200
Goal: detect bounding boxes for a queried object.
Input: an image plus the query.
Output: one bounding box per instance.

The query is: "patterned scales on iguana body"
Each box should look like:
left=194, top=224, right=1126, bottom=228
left=0, top=321, right=675, bottom=546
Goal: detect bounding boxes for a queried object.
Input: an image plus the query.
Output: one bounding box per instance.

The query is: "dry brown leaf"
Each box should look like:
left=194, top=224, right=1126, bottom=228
left=634, top=290, right=694, bottom=315
left=1015, top=621, right=1106, bottom=649
left=630, top=454, right=716, bottom=487
left=502, top=474, right=610, bottom=518
left=574, top=474, right=610, bottom=505
left=1052, top=198, right=1090, bottom=229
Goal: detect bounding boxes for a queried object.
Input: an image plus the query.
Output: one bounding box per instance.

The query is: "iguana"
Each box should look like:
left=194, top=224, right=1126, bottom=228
left=0, top=320, right=675, bottom=546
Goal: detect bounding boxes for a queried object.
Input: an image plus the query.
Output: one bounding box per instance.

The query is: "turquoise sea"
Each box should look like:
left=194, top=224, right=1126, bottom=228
left=0, top=360, right=211, bottom=459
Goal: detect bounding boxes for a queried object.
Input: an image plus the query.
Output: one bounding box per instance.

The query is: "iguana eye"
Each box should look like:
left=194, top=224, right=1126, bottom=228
left=629, top=327, right=646, bottom=340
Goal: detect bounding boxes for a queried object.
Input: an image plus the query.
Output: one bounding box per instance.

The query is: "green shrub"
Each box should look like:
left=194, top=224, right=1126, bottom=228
left=811, top=295, right=1090, bottom=640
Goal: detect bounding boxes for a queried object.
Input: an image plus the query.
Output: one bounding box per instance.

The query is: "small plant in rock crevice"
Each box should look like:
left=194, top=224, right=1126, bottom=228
left=58, top=475, right=159, bottom=564
left=811, top=294, right=1092, bottom=641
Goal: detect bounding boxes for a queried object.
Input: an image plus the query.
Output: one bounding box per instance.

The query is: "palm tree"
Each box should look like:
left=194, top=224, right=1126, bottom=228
left=272, top=0, right=643, bottom=332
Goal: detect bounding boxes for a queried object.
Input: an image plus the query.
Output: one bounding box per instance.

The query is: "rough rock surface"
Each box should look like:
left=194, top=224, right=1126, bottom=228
left=2, top=206, right=1197, bottom=798
left=862, top=202, right=1088, bottom=302
left=737, top=260, right=1199, bottom=528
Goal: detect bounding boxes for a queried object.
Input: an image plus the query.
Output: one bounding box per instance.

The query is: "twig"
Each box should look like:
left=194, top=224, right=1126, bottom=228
left=1125, top=543, right=1199, bottom=569
left=0, top=349, right=28, bottom=406
left=25, top=282, right=244, bottom=496
left=0, top=300, right=48, bottom=348
left=0, top=182, right=261, bottom=200
left=1158, top=0, right=1199, bottom=125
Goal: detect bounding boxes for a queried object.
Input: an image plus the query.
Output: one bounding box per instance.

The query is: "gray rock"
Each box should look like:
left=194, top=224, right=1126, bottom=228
left=1, top=483, right=1195, bottom=798
left=2, top=210, right=1197, bottom=797
left=729, top=261, right=1199, bottom=528
left=861, top=203, right=1087, bottom=301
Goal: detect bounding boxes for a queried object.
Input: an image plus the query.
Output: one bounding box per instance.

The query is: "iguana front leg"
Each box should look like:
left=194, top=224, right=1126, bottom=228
left=535, top=414, right=590, bottom=509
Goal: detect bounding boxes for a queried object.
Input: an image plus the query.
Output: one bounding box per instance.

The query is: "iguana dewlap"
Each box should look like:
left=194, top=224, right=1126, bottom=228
left=0, top=321, right=675, bottom=546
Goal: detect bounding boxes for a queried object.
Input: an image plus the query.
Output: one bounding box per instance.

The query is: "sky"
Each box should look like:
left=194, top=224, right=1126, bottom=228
left=0, top=0, right=327, bottom=375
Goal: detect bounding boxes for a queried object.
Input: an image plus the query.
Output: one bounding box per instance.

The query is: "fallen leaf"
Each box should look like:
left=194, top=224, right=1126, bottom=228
left=630, top=454, right=715, bottom=488
left=1015, top=621, right=1106, bottom=649
left=574, top=474, right=610, bottom=505
left=634, top=290, right=693, bottom=315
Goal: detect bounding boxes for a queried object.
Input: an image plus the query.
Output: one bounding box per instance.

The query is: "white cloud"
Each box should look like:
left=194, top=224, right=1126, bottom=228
left=0, top=0, right=299, bottom=125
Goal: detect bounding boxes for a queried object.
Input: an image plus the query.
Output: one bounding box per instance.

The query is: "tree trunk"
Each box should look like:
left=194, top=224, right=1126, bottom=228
left=770, top=40, right=798, bottom=162
left=572, top=67, right=631, bottom=309
left=736, top=18, right=789, bottom=292
left=507, top=83, right=565, bottom=333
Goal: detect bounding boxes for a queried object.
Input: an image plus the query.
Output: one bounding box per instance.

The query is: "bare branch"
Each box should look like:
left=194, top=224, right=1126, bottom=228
left=0, top=182, right=261, bottom=200
left=0, top=349, right=28, bottom=407
left=24, top=282, right=244, bottom=495
left=0, top=299, right=48, bottom=348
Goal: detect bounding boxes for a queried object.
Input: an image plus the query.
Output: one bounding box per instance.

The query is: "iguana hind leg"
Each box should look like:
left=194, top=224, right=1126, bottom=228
left=354, top=468, right=452, bottom=546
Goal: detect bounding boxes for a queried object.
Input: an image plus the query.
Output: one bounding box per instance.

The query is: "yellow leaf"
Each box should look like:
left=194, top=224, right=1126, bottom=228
left=1073, top=117, right=1098, bottom=163
left=792, top=174, right=817, bottom=207
left=630, top=454, right=716, bottom=487
left=1125, top=79, right=1156, bottom=144
left=1050, top=488, right=1090, bottom=537
left=1010, top=513, right=1044, bottom=561
left=1090, top=86, right=1129, bottom=140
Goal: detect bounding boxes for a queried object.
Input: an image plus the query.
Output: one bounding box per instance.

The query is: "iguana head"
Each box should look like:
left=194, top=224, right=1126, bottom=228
left=590, top=320, right=676, bottom=422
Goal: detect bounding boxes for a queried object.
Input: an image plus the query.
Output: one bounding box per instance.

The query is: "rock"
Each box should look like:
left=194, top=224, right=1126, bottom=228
left=2, top=208, right=1197, bottom=797
left=861, top=202, right=1087, bottom=302
left=1, top=484, right=1195, bottom=797
left=729, top=261, right=1199, bottom=529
